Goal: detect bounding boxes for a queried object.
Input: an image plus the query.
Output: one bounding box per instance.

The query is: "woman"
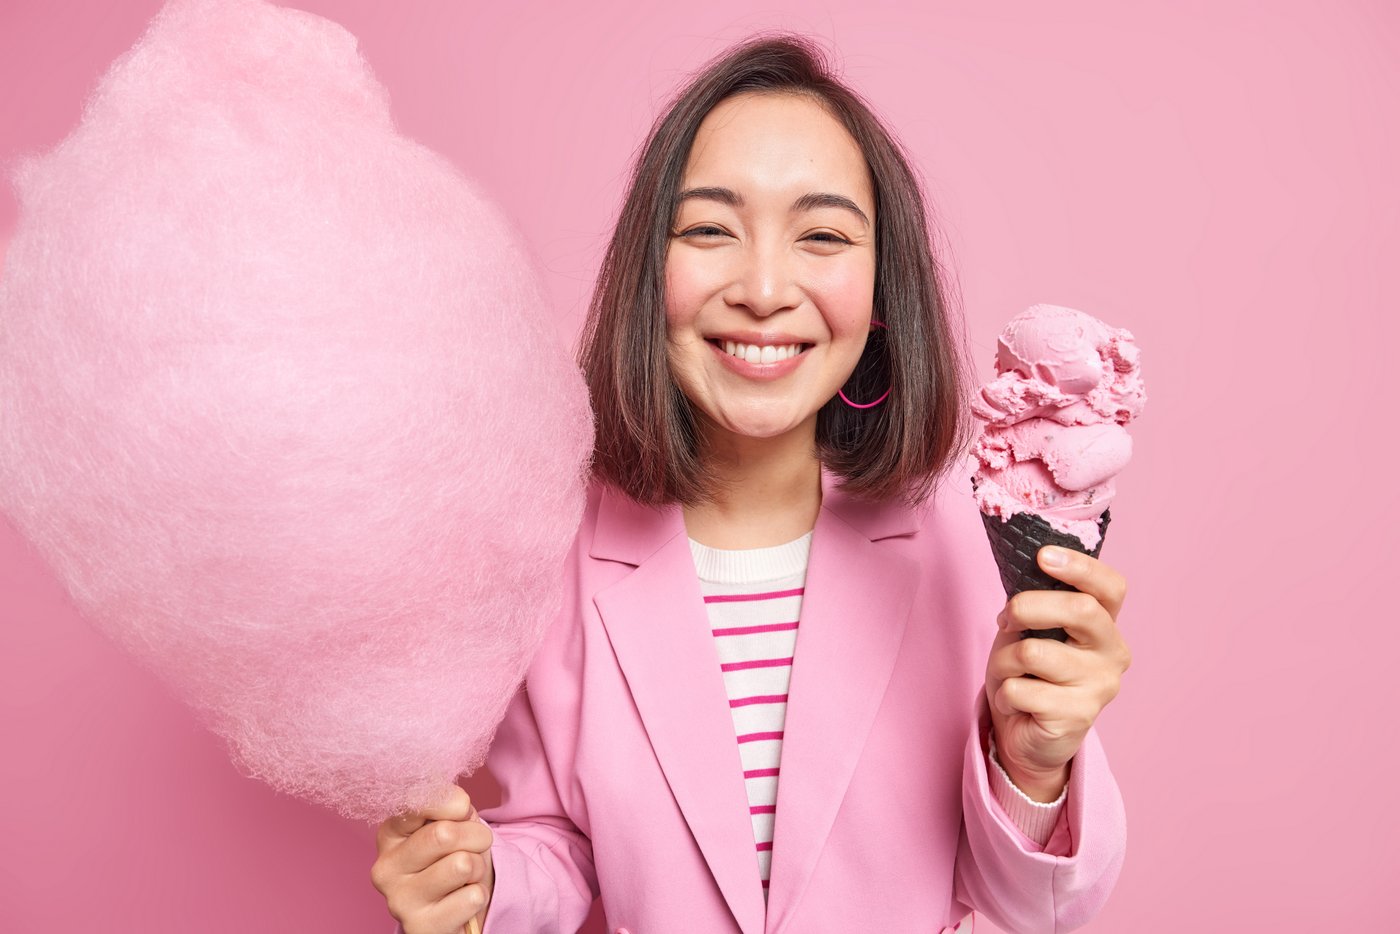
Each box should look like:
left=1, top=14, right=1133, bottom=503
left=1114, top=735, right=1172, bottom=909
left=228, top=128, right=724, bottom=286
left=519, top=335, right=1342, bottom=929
left=374, top=33, right=1130, bottom=934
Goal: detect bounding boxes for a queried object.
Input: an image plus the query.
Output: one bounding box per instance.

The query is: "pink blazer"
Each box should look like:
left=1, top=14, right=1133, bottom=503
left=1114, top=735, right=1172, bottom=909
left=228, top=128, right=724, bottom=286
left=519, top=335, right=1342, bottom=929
left=466, top=471, right=1126, bottom=934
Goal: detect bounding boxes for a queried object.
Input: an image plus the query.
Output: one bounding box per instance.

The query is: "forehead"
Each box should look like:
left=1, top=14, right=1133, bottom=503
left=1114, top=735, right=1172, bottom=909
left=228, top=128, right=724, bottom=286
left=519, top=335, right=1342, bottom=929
left=681, top=92, right=873, bottom=207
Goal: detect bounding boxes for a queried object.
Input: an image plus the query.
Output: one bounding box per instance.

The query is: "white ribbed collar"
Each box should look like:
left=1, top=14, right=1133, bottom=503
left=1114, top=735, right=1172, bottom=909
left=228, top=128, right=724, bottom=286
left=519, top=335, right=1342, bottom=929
left=687, top=531, right=813, bottom=585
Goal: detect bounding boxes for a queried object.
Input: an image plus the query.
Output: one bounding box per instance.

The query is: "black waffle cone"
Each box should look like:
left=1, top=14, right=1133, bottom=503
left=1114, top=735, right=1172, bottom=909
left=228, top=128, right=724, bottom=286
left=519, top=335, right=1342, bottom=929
left=980, top=508, right=1110, bottom=599
left=980, top=509, right=1111, bottom=642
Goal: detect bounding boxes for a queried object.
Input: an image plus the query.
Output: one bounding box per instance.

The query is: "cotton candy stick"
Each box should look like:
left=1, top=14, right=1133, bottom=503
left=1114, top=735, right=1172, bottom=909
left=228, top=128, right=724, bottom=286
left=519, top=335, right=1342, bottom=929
left=0, top=0, right=593, bottom=832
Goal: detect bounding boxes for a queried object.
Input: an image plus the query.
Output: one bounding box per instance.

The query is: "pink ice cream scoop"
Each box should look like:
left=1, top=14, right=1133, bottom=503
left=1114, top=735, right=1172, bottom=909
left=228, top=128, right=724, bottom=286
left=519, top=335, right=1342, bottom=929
left=971, top=304, right=1145, bottom=551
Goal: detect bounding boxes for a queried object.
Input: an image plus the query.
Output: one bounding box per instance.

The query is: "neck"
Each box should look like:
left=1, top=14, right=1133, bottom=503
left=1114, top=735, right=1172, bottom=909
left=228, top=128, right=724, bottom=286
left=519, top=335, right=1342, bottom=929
left=683, top=417, right=822, bottom=549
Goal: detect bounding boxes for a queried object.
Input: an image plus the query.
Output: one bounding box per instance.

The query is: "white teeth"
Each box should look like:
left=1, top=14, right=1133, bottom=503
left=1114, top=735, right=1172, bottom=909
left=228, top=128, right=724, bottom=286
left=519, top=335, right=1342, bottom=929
left=719, top=341, right=805, bottom=363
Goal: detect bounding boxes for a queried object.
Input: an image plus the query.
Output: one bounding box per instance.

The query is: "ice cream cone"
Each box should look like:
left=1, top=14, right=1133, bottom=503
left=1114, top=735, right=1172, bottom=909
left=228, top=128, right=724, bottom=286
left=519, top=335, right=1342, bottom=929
left=980, top=508, right=1111, bottom=640
left=969, top=304, right=1141, bottom=642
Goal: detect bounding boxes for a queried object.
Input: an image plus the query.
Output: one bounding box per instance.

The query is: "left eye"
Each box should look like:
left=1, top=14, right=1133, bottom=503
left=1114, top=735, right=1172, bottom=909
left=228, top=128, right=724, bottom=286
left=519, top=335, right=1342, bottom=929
left=678, top=227, right=849, bottom=244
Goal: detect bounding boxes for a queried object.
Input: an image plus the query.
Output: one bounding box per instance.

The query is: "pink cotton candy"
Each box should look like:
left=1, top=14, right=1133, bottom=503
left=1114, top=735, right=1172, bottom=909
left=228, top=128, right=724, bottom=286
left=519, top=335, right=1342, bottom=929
left=0, top=0, right=592, bottom=824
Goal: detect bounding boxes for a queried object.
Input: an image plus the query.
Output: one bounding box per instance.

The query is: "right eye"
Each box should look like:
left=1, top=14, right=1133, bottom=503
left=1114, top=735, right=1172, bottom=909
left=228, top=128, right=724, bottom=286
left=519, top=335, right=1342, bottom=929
left=678, top=225, right=728, bottom=238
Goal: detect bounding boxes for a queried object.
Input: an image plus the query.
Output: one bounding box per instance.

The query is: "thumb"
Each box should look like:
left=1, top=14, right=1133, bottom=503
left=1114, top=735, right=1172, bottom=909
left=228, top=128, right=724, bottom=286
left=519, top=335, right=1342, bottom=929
left=384, top=785, right=472, bottom=841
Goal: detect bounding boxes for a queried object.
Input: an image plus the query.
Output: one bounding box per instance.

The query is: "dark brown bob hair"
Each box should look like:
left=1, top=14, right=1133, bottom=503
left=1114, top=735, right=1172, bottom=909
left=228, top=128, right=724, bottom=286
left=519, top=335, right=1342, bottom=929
left=579, top=32, right=969, bottom=507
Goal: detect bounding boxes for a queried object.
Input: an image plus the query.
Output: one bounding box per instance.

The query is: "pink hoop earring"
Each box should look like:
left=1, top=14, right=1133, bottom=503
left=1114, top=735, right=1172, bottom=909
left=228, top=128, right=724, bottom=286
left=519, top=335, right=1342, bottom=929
left=837, top=320, right=891, bottom=410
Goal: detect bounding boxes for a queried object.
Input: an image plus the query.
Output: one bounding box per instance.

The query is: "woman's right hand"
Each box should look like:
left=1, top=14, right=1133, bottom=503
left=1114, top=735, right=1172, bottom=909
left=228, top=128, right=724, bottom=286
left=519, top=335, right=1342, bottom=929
left=371, top=785, right=495, bottom=934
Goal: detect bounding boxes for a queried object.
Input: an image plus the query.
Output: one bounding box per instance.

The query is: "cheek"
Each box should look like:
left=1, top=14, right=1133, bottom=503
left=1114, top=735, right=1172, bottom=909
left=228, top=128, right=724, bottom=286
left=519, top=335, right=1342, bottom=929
left=663, top=252, right=709, bottom=330
left=811, top=255, right=877, bottom=336
left=661, top=257, right=703, bottom=394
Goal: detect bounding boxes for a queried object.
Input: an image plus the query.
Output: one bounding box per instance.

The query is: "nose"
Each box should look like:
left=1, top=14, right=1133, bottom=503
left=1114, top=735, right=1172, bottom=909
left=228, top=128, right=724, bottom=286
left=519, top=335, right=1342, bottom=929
left=723, top=238, right=801, bottom=318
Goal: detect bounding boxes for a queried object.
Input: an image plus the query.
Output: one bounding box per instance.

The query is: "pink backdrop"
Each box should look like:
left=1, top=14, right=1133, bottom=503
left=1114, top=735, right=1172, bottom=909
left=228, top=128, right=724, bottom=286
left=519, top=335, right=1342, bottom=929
left=1, top=0, right=1393, bottom=930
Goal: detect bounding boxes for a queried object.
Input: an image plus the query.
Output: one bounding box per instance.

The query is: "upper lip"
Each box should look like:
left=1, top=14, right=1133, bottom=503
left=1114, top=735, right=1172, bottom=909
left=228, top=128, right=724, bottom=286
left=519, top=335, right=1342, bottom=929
left=706, top=331, right=814, bottom=346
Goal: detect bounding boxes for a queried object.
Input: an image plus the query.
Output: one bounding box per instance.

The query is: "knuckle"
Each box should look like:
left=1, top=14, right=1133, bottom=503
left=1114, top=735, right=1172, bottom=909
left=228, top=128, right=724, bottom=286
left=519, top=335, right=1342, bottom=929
left=1076, top=709, right=1097, bottom=734
left=1105, top=678, right=1121, bottom=704
left=387, top=812, right=419, bottom=842
left=1096, top=673, right=1120, bottom=705
left=456, top=851, right=473, bottom=877
left=376, top=815, right=403, bottom=848
left=469, top=820, right=495, bottom=852
left=1071, top=593, right=1101, bottom=625
left=434, top=821, right=453, bottom=848
left=1113, top=574, right=1129, bottom=605
left=998, top=677, right=1018, bottom=703
left=369, top=861, right=387, bottom=894
left=1015, top=637, right=1045, bottom=667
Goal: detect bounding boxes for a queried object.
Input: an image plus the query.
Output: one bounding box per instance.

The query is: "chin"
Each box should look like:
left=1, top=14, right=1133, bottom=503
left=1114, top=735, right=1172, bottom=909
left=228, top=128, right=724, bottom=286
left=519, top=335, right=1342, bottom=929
left=731, top=425, right=793, bottom=441
left=714, top=414, right=806, bottom=442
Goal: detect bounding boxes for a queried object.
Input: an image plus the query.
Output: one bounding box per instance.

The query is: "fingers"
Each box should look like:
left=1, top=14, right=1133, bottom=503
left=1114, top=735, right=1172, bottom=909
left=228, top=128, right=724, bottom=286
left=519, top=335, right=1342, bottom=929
left=986, top=624, right=1127, bottom=723
left=1036, top=547, right=1128, bottom=620
left=395, top=816, right=494, bottom=876
left=371, top=786, right=496, bottom=934
left=991, top=672, right=1099, bottom=730
left=382, top=851, right=490, bottom=934
left=417, top=881, right=490, bottom=934
left=987, top=630, right=1079, bottom=685
left=378, top=786, right=474, bottom=848
left=1000, top=588, right=1116, bottom=650
left=420, top=847, right=491, bottom=893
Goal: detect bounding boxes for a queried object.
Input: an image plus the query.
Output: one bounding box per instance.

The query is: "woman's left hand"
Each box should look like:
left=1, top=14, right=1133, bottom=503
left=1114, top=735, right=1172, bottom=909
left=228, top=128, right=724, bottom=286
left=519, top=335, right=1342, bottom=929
left=984, top=545, right=1132, bottom=801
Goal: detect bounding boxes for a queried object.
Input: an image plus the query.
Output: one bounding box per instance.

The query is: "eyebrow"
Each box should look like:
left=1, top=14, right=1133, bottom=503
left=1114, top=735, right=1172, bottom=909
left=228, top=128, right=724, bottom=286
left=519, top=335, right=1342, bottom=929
left=676, top=186, right=870, bottom=227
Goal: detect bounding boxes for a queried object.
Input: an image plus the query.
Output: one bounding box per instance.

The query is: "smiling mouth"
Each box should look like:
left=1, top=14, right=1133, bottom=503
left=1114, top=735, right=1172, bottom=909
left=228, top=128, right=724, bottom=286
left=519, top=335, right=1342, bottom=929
left=707, top=339, right=812, bottom=364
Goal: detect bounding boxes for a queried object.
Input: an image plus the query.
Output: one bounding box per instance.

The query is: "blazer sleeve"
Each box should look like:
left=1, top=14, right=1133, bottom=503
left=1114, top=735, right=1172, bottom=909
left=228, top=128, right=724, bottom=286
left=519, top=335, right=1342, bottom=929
left=952, top=695, right=1127, bottom=934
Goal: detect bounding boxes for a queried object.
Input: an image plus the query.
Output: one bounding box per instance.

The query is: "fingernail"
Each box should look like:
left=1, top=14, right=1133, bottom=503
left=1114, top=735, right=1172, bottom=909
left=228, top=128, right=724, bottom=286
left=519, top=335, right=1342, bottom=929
left=1040, top=547, right=1069, bottom=569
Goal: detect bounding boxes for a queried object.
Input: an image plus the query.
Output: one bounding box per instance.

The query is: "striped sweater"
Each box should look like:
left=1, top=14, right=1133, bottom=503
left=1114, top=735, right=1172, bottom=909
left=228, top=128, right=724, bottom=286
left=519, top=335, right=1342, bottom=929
left=689, top=531, right=1066, bottom=902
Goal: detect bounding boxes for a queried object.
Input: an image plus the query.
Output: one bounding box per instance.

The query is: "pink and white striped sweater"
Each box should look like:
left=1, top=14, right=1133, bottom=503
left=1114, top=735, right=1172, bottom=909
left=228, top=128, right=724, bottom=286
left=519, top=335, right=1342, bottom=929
left=689, top=531, right=1065, bottom=902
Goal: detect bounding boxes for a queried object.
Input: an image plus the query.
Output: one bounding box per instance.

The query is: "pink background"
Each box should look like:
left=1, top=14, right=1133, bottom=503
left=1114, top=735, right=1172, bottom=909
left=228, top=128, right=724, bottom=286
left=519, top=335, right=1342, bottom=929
left=1, top=0, right=1394, bottom=930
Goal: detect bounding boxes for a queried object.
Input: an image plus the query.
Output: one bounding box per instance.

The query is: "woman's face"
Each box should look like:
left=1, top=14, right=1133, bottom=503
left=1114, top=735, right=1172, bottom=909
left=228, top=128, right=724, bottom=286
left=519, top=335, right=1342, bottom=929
left=664, top=91, right=877, bottom=448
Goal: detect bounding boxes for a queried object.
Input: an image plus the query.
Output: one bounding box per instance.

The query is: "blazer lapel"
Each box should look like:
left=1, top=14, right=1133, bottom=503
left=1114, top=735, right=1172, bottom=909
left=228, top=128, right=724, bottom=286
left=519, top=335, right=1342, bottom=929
left=591, top=488, right=768, bottom=934
left=763, top=473, right=925, bottom=934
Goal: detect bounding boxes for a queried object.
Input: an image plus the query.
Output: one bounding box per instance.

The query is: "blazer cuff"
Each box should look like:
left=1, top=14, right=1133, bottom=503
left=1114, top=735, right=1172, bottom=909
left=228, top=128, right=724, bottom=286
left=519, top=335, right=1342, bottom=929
left=966, top=696, right=1089, bottom=861
left=476, top=814, right=597, bottom=934
left=986, top=730, right=1067, bottom=848
left=958, top=694, right=1129, bottom=932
